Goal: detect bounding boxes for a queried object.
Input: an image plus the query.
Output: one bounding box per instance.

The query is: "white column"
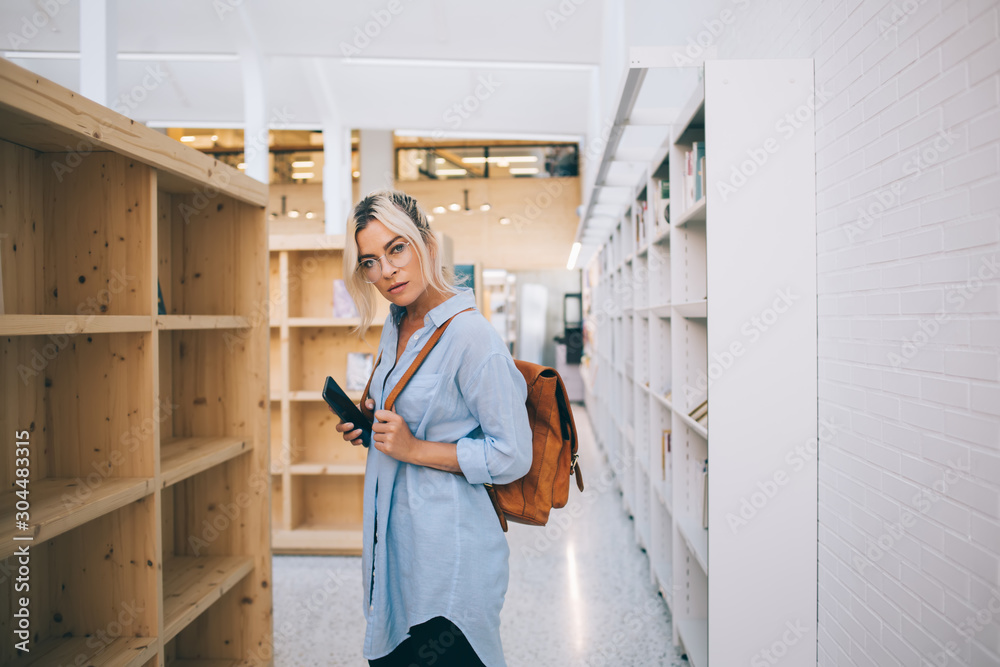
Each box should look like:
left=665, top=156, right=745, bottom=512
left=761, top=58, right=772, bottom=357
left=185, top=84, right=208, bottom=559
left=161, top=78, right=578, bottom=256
left=358, top=129, right=395, bottom=198
left=323, top=124, right=352, bottom=235
left=79, top=0, right=117, bottom=107
left=236, top=5, right=268, bottom=184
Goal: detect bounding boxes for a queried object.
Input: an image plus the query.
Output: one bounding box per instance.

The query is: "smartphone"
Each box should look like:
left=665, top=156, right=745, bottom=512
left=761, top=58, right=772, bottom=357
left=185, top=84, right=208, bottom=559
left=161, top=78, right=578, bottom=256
left=322, top=376, right=373, bottom=448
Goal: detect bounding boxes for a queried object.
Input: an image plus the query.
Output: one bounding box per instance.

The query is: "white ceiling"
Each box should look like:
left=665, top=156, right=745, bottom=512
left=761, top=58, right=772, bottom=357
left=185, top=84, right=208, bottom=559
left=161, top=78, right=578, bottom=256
left=0, top=0, right=603, bottom=134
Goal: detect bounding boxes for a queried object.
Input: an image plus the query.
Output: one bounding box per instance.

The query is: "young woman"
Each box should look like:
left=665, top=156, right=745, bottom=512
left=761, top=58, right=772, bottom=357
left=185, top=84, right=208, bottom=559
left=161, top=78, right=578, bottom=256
left=333, top=190, right=532, bottom=667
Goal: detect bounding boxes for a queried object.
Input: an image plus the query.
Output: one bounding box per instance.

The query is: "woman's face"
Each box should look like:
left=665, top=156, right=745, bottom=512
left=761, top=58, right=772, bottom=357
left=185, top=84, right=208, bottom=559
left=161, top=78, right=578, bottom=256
left=355, top=218, right=427, bottom=308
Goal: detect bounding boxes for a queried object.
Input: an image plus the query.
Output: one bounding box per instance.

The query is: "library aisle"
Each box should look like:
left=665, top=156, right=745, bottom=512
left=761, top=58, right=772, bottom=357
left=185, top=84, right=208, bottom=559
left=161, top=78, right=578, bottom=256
left=272, top=404, right=686, bottom=666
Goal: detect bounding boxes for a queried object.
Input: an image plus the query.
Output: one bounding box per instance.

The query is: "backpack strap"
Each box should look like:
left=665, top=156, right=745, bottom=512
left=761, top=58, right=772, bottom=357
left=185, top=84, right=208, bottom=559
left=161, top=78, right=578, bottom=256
left=359, top=306, right=476, bottom=421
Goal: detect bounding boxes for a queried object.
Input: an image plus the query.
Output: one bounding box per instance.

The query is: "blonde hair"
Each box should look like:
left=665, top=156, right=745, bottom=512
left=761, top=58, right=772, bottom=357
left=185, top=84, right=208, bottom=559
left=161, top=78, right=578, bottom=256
left=344, top=189, right=458, bottom=339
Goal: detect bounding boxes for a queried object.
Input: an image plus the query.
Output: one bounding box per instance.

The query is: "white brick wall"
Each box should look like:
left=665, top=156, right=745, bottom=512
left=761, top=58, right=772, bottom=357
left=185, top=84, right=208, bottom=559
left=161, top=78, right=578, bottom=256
left=715, top=1, right=1000, bottom=664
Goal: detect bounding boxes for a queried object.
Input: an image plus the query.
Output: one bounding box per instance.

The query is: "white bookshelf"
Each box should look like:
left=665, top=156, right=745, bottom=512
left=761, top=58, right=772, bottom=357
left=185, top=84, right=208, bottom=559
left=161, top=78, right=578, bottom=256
left=581, top=59, right=817, bottom=666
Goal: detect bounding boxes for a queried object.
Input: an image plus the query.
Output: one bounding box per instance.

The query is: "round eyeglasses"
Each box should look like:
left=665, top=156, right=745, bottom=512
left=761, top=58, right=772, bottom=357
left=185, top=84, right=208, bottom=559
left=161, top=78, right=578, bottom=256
left=356, top=241, right=413, bottom=284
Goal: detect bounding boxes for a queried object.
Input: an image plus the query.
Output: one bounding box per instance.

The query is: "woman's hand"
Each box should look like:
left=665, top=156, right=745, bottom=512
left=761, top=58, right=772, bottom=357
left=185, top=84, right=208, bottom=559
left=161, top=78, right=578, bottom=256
left=371, top=408, right=423, bottom=464
left=332, top=398, right=375, bottom=447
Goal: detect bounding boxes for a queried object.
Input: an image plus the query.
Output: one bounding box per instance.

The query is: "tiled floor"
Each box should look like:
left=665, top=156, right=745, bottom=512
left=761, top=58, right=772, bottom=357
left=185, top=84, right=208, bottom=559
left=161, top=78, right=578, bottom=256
left=272, top=404, right=687, bottom=666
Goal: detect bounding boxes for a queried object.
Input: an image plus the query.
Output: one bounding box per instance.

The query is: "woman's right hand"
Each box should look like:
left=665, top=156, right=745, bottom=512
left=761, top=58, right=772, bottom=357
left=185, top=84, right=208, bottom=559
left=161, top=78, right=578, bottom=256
left=333, top=398, right=375, bottom=447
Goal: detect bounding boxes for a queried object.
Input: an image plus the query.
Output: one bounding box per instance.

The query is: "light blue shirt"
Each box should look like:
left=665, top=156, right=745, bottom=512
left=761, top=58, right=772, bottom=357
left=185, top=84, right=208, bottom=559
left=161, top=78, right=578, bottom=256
left=361, top=286, right=533, bottom=666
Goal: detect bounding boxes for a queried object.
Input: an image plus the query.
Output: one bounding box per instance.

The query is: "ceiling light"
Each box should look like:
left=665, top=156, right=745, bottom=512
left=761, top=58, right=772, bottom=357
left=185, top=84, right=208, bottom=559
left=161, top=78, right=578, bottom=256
left=237, top=163, right=246, bottom=169
left=438, top=170, right=467, bottom=177
left=436, top=158, right=445, bottom=164
left=433, top=206, right=446, bottom=214
left=510, top=167, right=539, bottom=175
left=567, top=242, right=581, bottom=270
left=414, top=158, right=423, bottom=165
left=499, top=217, right=511, bottom=225
left=292, top=160, right=314, bottom=168
left=448, top=203, right=461, bottom=211
left=480, top=203, right=491, bottom=211
left=210, top=135, right=219, bottom=141
left=288, top=210, right=300, bottom=218
left=427, top=215, right=434, bottom=222
left=461, top=156, right=538, bottom=164
left=305, top=211, right=315, bottom=219
left=180, top=135, right=196, bottom=142
left=353, top=170, right=361, bottom=177
left=292, top=172, right=314, bottom=179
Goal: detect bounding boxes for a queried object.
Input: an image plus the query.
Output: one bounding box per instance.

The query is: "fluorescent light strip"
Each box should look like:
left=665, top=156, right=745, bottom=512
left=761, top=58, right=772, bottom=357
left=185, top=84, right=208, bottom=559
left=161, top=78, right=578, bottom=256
left=395, top=129, right=583, bottom=143
left=436, top=169, right=467, bottom=176
left=461, top=156, right=539, bottom=164
left=291, top=161, right=315, bottom=168
left=291, top=173, right=315, bottom=179
left=341, top=57, right=595, bottom=72
left=509, top=167, right=539, bottom=175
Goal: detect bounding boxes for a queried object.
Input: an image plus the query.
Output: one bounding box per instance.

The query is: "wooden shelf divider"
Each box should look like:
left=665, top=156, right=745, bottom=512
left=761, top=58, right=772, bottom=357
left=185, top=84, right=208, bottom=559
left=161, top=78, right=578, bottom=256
left=0, top=478, right=154, bottom=560
left=160, top=437, right=250, bottom=488
left=162, top=555, right=255, bottom=642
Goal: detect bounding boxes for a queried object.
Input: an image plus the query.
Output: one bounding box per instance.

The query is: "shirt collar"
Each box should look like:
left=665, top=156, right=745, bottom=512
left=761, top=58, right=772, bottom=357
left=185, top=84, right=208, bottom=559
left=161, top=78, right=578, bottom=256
left=389, top=286, right=476, bottom=329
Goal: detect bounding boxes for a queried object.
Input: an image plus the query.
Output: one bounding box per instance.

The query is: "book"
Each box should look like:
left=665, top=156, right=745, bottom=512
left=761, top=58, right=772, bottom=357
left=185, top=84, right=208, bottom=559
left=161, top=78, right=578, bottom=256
left=695, top=143, right=706, bottom=202
left=661, top=429, right=671, bottom=481
left=0, top=244, right=5, bottom=314
left=688, top=398, right=708, bottom=421
left=698, top=154, right=706, bottom=203
left=345, top=352, right=373, bottom=391
left=701, top=461, right=709, bottom=529
left=333, top=279, right=359, bottom=318
left=157, top=280, right=166, bottom=315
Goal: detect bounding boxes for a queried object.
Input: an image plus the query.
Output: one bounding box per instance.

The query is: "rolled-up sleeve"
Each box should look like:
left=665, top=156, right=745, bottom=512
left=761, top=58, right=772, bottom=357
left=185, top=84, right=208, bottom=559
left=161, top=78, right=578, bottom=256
left=455, top=352, right=533, bottom=486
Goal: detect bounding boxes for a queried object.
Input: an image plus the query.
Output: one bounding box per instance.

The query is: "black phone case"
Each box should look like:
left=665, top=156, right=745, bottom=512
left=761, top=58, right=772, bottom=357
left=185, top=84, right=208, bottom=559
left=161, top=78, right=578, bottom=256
left=322, top=376, right=373, bottom=448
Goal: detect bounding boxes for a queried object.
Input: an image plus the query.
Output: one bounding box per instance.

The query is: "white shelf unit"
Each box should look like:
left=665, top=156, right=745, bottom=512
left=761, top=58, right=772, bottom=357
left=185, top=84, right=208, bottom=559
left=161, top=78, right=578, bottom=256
left=581, top=59, right=817, bottom=666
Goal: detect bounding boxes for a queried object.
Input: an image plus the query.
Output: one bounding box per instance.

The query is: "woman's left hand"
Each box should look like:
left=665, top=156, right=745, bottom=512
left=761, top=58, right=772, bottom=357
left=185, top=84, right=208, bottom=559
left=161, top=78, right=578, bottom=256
left=372, top=409, right=422, bottom=464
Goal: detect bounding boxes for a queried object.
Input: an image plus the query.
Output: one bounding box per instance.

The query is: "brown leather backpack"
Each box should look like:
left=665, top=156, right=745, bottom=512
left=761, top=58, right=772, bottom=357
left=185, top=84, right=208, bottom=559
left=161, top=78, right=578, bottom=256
left=360, top=307, right=584, bottom=531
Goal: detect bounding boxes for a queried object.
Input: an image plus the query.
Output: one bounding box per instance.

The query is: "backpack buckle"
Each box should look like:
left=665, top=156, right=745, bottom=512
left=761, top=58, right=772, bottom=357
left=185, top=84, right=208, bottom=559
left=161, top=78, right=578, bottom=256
left=569, top=453, right=579, bottom=475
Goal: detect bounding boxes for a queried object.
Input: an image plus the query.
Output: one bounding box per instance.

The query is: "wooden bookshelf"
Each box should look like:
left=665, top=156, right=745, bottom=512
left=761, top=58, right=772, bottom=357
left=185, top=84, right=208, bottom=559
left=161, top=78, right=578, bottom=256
left=268, top=232, right=453, bottom=554
left=582, top=59, right=817, bottom=666
left=0, top=58, right=272, bottom=665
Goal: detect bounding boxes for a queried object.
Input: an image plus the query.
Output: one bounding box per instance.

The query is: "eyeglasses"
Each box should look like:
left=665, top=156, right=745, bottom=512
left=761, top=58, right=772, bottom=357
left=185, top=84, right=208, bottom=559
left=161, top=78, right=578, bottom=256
left=356, top=241, right=413, bottom=284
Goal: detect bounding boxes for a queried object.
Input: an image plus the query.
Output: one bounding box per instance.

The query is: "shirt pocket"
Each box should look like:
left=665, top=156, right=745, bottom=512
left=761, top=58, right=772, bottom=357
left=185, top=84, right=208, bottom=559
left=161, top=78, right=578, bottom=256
left=392, top=372, right=443, bottom=431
